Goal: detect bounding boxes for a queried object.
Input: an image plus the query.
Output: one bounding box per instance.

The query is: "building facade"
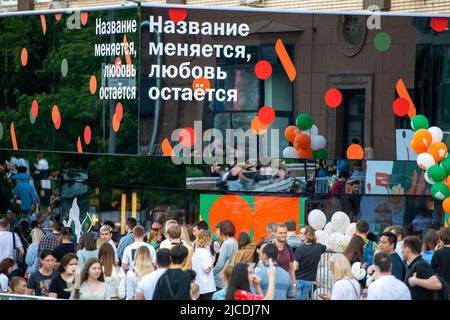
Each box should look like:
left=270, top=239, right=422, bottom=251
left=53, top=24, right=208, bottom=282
left=1, top=0, right=450, bottom=13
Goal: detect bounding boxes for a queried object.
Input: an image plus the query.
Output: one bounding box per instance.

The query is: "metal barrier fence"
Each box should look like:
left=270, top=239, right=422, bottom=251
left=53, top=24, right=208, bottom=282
left=310, top=251, right=335, bottom=300
left=0, top=293, right=58, bottom=300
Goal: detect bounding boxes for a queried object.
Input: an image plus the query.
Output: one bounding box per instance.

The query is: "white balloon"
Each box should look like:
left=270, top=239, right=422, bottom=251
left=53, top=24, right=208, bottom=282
left=315, top=230, right=329, bottom=247
left=311, top=135, right=326, bottom=151
left=417, top=153, right=435, bottom=171
left=308, top=209, right=327, bottom=230
left=282, top=146, right=298, bottom=158
left=324, top=221, right=335, bottom=235
left=329, top=232, right=350, bottom=252
left=345, top=222, right=357, bottom=238
left=304, top=124, right=319, bottom=136
left=428, top=126, right=443, bottom=144
left=351, top=262, right=367, bottom=280
left=331, top=211, right=351, bottom=233
left=424, top=171, right=435, bottom=185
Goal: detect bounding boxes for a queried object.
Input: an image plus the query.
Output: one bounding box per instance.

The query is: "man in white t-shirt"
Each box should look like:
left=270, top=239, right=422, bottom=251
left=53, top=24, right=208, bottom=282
left=0, top=219, right=24, bottom=276
left=367, top=252, right=411, bottom=300
left=122, top=225, right=156, bottom=271
left=135, top=248, right=171, bottom=300
left=159, top=219, right=179, bottom=249
left=100, top=225, right=119, bottom=265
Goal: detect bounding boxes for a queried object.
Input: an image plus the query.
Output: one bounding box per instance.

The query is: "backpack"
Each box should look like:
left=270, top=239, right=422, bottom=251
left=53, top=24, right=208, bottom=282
left=363, top=240, right=375, bottom=266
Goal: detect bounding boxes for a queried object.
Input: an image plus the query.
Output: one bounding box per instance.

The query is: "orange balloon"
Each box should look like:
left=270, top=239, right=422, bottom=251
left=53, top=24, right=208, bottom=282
left=77, top=136, right=83, bottom=154
left=297, top=148, right=313, bottom=159
left=443, top=197, right=450, bottom=213
left=251, top=116, right=268, bottom=135
left=429, top=142, right=448, bottom=162
left=413, top=129, right=432, bottom=149
left=40, top=15, right=47, bottom=35
left=410, top=139, right=427, bottom=154
left=51, top=105, right=59, bottom=124
left=162, top=138, right=174, bottom=156
left=445, top=176, right=450, bottom=189
left=80, top=12, right=88, bottom=26
left=293, top=133, right=310, bottom=150
left=284, top=126, right=300, bottom=143
left=112, top=113, right=120, bottom=132
left=192, top=77, right=210, bottom=94
left=347, top=144, right=365, bottom=160
left=89, top=75, right=97, bottom=94
left=21, top=48, right=28, bottom=66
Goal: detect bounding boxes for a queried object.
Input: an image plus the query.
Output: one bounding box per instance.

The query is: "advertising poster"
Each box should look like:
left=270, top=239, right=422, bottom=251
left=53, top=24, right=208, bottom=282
left=199, top=194, right=306, bottom=242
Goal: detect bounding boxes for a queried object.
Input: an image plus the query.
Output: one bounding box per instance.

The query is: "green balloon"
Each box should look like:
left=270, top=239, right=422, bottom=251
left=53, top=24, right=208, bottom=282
left=428, top=165, right=446, bottom=183
left=411, top=115, right=429, bottom=131
left=431, top=182, right=449, bottom=201
left=296, top=113, right=313, bottom=130
left=61, top=59, right=68, bottom=77
left=313, top=149, right=328, bottom=160
left=440, top=157, right=450, bottom=176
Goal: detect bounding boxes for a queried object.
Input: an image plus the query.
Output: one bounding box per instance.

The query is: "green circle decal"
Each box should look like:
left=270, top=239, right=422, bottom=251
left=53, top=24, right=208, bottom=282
left=61, top=58, right=68, bottom=77
left=374, top=32, right=391, bottom=52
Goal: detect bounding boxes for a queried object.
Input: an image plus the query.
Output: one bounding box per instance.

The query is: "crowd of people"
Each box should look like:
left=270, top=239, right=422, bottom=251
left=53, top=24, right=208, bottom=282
left=0, top=212, right=449, bottom=301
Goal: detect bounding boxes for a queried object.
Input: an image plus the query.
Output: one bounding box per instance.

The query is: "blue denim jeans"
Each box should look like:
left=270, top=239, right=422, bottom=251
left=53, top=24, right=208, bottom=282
left=296, top=280, right=313, bottom=300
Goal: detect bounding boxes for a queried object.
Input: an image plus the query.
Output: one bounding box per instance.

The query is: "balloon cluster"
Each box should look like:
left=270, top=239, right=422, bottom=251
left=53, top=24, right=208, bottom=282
left=283, top=113, right=328, bottom=159
left=308, top=209, right=354, bottom=252
left=410, top=115, right=450, bottom=206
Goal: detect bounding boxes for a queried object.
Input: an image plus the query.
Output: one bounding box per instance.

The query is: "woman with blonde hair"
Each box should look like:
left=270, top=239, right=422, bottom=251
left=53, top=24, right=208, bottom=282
left=180, top=224, right=193, bottom=246
left=25, top=228, right=44, bottom=278
left=98, top=243, right=125, bottom=299
left=159, top=219, right=179, bottom=248
left=126, top=245, right=154, bottom=300
left=192, top=230, right=216, bottom=300
left=320, top=253, right=360, bottom=300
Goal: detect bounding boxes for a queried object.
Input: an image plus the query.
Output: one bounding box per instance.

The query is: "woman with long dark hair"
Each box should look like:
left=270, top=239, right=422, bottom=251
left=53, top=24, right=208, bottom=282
left=49, top=253, right=78, bottom=299
left=231, top=232, right=256, bottom=265
left=225, top=260, right=276, bottom=300
left=98, top=243, right=125, bottom=300
left=70, top=258, right=111, bottom=300
left=77, top=233, right=98, bottom=271
left=253, top=240, right=267, bottom=274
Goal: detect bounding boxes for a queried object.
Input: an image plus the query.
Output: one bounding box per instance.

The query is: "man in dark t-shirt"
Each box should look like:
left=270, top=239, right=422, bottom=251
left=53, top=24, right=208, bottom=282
left=153, top=244, right=190, bottom=300
left=378, top=232, right=406, bottom=281
left=26, top=250, right=58, bottom=296
left=431, top=228, right=450, bottom=285
left=294, top=226, right=326, bottom=300
left=53, top=227, right=75, bottom=262
left=273, top=224, right=297, bottom=298
left=402, top=236, right=442, bottom=300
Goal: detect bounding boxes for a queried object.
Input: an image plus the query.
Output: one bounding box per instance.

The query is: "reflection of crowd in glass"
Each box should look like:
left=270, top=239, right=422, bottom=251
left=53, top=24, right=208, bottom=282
left=210, top=159, right=290, bottom=191
left=2, top=153, right=61, bottom=223
left=310, top=160, right=365, bottom=195
left=1, top=211, right=449, bottom=301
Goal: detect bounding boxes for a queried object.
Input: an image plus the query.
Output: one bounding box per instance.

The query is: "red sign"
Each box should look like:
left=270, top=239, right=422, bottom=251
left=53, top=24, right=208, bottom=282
left=376, top=172, right=390, bottom=189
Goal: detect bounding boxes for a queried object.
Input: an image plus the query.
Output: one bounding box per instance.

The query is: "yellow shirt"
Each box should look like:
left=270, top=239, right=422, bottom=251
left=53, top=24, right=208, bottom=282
left=167, top=242, right=193, bottom=271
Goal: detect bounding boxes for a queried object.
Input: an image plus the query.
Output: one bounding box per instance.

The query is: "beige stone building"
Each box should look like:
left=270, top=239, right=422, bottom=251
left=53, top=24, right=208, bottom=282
left=1, top=0, right=450, bottom=13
